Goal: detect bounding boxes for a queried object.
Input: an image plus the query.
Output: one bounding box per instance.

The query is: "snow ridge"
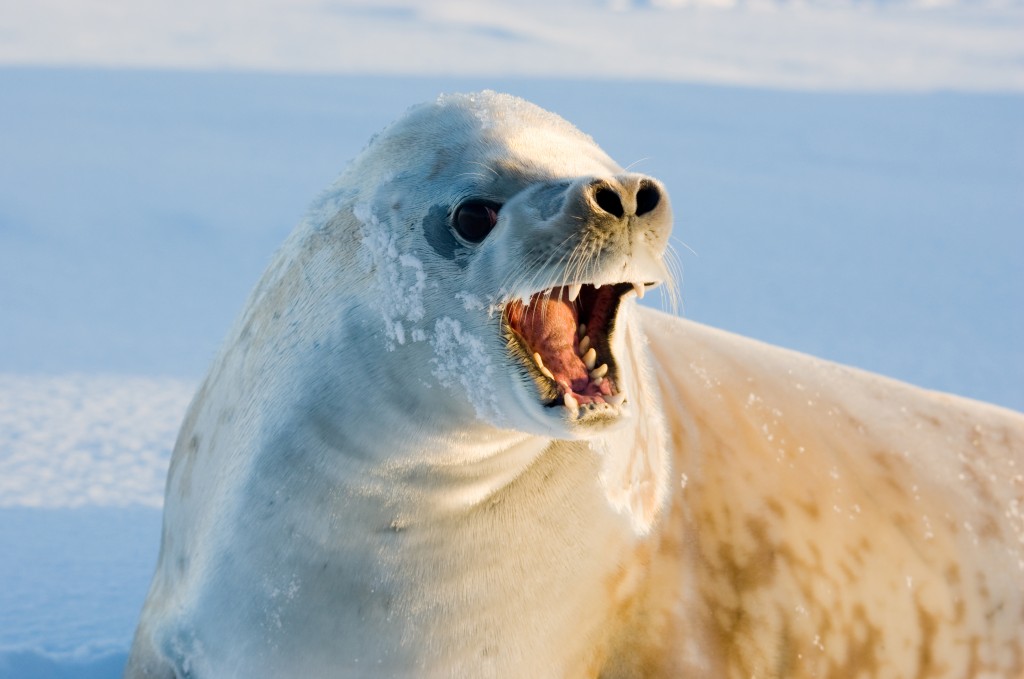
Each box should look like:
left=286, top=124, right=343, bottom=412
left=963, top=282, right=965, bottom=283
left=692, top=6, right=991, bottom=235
left=0, top=374, right=193, bottom=509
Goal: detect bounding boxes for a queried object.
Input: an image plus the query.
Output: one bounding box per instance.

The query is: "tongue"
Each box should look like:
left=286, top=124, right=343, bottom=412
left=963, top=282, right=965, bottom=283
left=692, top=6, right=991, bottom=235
left=516, top=295, right=589, bottom=389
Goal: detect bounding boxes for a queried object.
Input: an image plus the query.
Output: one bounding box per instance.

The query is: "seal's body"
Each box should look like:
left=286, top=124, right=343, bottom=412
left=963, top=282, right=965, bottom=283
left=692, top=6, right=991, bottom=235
left=127, top=92, right=1024, bottom=678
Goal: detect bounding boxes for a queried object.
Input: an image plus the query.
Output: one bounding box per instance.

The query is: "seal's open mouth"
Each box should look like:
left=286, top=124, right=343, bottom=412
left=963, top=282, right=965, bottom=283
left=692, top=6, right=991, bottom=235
left=503, top=282, right=648, bottom=417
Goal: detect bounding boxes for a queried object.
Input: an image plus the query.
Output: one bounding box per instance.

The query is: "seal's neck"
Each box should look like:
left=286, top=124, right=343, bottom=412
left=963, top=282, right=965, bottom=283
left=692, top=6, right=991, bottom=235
left=336, top=430, right=648, bottom=675
left=233, top=307, right=670, bottom=674
left=379, top=433, right=552, bottom=514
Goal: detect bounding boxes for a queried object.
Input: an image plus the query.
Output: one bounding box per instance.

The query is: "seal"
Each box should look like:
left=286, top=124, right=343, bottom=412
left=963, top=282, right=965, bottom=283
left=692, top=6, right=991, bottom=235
left=127, top=92, right=1024, bottom=678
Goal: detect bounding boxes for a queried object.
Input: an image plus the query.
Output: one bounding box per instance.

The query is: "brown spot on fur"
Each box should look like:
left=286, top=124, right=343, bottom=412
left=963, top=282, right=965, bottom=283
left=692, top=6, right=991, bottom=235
left=914, top=596, right=943, bottom=678
left=796, top=498, right=820, bottom=521
left=976, top=513, right=1003, bottom=541
left=598, top=521, right=688, bottom=678
left=871, top=450, right=894, bottom=472
left=827, top=603, right=882, bottom=677
left=765, top=497, right=786, bottom=518
left=177, top=433, right=201, bottom=499
left=165, top=382, right=209, bottom=500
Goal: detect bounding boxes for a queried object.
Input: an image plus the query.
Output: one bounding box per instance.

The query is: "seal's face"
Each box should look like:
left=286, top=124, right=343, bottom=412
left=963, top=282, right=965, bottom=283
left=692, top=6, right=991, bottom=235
left=485, top=168, right=671, bottom=433
left=350, top=92, right=672, bottom=437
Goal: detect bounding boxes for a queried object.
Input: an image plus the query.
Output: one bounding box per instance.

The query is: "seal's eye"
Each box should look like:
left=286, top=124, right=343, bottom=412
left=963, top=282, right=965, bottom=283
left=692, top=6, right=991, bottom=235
left=454, top=201, right=500, bottom=243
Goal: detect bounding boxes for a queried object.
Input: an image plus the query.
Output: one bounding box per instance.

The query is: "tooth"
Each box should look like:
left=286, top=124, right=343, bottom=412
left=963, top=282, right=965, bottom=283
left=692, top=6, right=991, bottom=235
left=633, top=282, right=645, bottom=299
left=583, top=348, right=597, bottom=370
left=540, top=366, right=554, bottom=380
left=592, top=377, right=604, bottom=386
left=590, top=363, right=608, bottom=379
left=533, top=352, right=545, bottom=369
left=606, top=392, right=625, bottom=407
left=578, top=336, right=591, bottom=355
left=567, top=283, right=582, bottom=302
left=577, top=324, right=587, bottom=338
left=563, top=392, right=579, bottom=413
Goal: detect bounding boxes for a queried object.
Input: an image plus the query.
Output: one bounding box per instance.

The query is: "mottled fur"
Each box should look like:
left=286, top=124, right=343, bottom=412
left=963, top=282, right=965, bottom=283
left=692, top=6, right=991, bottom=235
left=127, top=93, right=1023, bottom=678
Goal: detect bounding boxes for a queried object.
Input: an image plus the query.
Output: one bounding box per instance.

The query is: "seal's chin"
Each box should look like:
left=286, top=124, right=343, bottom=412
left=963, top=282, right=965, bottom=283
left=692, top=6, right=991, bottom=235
left=503, top=282, right=650, bottom=423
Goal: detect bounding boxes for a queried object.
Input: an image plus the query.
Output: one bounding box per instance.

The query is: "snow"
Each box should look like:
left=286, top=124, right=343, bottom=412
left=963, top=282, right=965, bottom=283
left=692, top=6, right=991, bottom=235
left=0, top=508, right=163, bottom=677
left=355, top=200, right=430, bottom=349
left=0, top=378, right=184, bottom=674
left=2, top=0, right=1023, bottom=91
left=1, top=2, right=1022, bottom=677
left=0, top=376, right=193, bottom=509
left=431, top=317, right=501, bottom=422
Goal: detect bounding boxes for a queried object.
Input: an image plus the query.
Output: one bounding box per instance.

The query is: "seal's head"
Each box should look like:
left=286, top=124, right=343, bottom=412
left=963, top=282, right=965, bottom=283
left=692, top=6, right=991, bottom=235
left=333, top=91, right=673, bottom=437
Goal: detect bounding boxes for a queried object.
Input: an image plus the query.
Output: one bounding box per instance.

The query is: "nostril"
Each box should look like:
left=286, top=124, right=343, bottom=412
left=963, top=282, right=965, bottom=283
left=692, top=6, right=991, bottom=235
left=594, top=187, right=625, bottom=219
left=635, top=182, right=660, bottom=217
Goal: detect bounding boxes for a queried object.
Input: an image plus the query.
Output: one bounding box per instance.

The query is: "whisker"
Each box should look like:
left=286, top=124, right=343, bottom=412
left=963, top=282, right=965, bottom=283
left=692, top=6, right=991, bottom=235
left=453, top=172, right=489, bottom=182
left=623, top=157, right=651, bottom=173
left=674, top=237, right=697, bottom=258
left=468, top=161, right=500, bottom=179
left=659, top=242, right=684, bottom=317
left=497, top=231, right=577, bottom=306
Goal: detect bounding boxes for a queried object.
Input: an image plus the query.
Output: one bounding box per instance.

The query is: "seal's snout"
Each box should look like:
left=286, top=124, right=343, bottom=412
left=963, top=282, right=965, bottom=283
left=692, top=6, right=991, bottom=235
left=571, top=173, right=672, bottom=257
left=588, top=175, right=662, bottom=220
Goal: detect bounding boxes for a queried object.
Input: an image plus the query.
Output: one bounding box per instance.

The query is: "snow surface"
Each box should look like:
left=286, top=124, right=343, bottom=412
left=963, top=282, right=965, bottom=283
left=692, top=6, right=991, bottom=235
left=0, top=375, right=193, bottom=509
left=0, top=508, right=162, bottom=678
left=2, top=0, right=1024, bottom=91
left=1, top=2, right=1022, bottom=677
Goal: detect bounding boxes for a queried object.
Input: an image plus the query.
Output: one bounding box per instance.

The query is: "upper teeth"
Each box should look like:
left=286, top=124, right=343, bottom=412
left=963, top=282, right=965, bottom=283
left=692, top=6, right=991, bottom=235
left=514, top=281, right=651, bottom=307
left=533, top=352, right=555, bottom=380
left=510, top=282, right=646, bottom=415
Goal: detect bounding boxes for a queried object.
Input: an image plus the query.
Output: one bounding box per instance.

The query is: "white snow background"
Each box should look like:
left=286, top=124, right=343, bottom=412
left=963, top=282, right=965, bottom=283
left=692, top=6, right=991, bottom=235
left=1, top=1, right=1022, bottom=676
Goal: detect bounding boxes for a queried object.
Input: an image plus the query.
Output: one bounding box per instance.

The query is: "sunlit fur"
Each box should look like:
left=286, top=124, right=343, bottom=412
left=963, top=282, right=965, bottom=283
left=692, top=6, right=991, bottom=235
left=127, top=92, right=1023, bottom=678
